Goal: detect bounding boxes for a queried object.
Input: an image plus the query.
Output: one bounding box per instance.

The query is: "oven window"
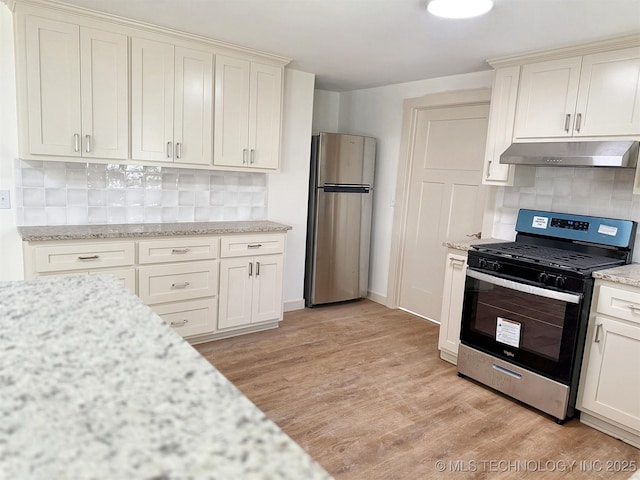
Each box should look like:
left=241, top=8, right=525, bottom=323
left=469, top=280, right=568, bottom=361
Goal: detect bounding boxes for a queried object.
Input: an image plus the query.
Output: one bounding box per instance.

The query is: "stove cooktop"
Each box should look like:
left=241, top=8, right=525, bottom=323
left=472, top=241, right=625, bottom=273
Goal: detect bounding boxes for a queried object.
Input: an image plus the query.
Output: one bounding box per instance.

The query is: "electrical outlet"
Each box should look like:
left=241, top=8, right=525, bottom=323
left=0, top=190, right=11, bottom=209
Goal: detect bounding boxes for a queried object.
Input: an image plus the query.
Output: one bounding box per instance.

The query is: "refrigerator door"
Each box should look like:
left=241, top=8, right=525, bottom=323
left=309, top=188, right=373, bottom=305
left=317, top=133, right=375, bottom=187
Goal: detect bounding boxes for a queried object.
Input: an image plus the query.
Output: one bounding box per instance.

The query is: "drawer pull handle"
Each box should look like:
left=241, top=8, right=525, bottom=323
left=626, top=304, right=640, bottom=313
left=78, top=255, right=99, bottom=260
left=170, top=319, right=189, bottom=326
left=256, top=261, right=260, bottom=276
left=247, top=244, right=262, bottom=249
left=171, top=282, right=190, bottom=289
left=171, top=248, right=190, bottom=254
left=249, top=262, right=253, bottom=277
left=594, top=323, right=603, bottom=343
left=564, top=113, right=571, bottom=132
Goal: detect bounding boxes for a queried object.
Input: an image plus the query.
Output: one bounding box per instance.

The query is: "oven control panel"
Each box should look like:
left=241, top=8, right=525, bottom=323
left=550, top=218, right=589, bottom=231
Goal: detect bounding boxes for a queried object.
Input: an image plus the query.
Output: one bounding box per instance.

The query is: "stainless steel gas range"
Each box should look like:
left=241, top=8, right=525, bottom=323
left=458, top=209, right=637, bottom=423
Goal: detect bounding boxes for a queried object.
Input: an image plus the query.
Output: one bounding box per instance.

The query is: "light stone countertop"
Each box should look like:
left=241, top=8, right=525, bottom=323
left=0, top=275, right=332, bottom=480
left=443, top=237, right=507, bottom=252
left=18, top=220, right=292, bottom=242
left=592, top=263, right=640, bottom=288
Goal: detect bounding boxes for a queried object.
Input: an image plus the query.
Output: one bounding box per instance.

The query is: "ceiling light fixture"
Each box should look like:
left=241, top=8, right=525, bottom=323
left=427, top=0, right=494, bottom=19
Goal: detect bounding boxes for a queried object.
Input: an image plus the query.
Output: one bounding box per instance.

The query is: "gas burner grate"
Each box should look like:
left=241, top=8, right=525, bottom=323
left=474, top=242, right=623, bottom=272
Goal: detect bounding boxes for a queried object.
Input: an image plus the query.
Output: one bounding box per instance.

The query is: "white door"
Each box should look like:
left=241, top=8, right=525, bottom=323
left=218, top=257, right=253, bottom=329
left=514, top=57, right=582, bottom=139
left=248, top=63, right=282, bottom=169
left=131, top=37, right=175, bottom=162
left=575, top=48, right=640, bottom=137
left=25, top=16, right=81, bottom=156
left=214, top=55, right=250, bottom=167
left=252, top=254, right=284, bottom=323
left=80, top=27, right=128, bottom=160
left=174, top=47, right=213, bottom=165
left=398, top=103, right=489, bottom=321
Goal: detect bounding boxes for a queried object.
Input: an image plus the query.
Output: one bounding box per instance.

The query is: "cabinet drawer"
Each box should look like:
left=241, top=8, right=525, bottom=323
left=138, top=260, right=218, bottom=305
left=152, top=298, right=217, bottom=337
left=597, top=284, right=640, bottom=325
left=34, top=242, right=135, bottom=273
left=39, top=268, right=137, bottom=294
left=138, top=237, right=219, bottom=264
left=220, top=234, right=285, bottom=258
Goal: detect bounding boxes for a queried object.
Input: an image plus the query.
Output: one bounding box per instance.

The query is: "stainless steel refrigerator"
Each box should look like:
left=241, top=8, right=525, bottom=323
left=304, top=132, right=376, bottom=307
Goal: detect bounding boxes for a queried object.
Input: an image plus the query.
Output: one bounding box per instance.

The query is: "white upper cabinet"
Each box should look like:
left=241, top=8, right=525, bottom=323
left=514, top=47, right=640, bottom=139
left=24, top=16, right=128, bottom=159
left=214, top=55, right=283, bottom=170
left=131, top=38, right=213, bottom=165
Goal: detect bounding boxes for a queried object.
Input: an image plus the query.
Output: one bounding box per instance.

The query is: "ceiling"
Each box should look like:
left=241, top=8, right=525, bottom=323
left=58, top=0, right=640, bottom=91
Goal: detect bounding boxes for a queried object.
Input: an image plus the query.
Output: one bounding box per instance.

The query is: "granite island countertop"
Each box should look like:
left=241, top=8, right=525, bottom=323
left=592, top=263, right=640, bottom=288
left=0, top=275, right=331, bottom=480
left=18, top=220, right=292, bottom=242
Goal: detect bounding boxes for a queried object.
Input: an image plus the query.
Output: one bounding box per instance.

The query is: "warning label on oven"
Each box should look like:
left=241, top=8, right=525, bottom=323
left=532, top=216, right=548, bottom=229
left=496, top=317, right=521, bottom=348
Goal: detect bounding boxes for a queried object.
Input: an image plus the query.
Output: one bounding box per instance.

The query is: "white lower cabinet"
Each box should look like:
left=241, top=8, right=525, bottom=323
left=218, top=234, right=285, bottom=331
left=577, top=280, right=640, bottom=448
left=438, top=250, right=468, bottom=365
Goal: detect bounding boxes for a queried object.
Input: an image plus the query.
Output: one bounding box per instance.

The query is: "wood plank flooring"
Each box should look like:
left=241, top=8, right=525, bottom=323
left=195, top=300, right=639, bottom=479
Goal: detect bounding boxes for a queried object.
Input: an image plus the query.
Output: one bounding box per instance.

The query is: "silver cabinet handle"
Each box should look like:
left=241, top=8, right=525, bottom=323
left=167, top=141, right=173, bottom=158
left=256, top=261, right=260, bottom=276
left=78, top=255, right=99, bottom=260
left=250, top=149, right=255, bottom=164
left=85, top=134, right=91, bottom=153
left=248, top=262, right=253, bottom=277
left=627, top=304, right=640, bottom=313
left=486, top=160, right=492, bottom=179
left=594, top=323, right=603, bottom=343
left=170, top=319, right=189, bottom=326
left=176, top=142, right=182, bottom=159
left=242, top=148, right=248, bottom=164
left=171, top=248, right=190, bottom=254
left=575, top=113, right=582, bottom=132
left=247, top=244, right=262, bottom=249
left=564, top=114, right=571, bottom=132
left=74, top=133, right=80, bottom=152
left=171, top=282, right=190, bottom=289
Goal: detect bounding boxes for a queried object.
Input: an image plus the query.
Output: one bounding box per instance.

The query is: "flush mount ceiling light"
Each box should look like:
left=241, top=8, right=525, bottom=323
left=427, top=0, right=494, bottom=19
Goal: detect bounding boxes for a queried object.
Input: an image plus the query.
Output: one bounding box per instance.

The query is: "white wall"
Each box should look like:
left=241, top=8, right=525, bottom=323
left=0, top=3, right=24, bottom=280
left=268, top=68, right=315, bottom=311
left=311, top=89, right=339, bottom=134
left=315, top=70, right=493, bottom=302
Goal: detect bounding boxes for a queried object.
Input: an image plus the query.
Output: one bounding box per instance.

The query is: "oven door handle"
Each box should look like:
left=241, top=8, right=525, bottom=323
left=466, top=269, right=582, bottom=304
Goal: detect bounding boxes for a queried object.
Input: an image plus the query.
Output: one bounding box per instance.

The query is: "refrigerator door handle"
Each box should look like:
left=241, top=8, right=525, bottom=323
left=322, top=185, right=371, bottom=193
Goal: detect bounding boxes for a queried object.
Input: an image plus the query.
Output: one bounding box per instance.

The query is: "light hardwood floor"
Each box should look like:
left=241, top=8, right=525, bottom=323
left=195, top=300, right=639, bottom=479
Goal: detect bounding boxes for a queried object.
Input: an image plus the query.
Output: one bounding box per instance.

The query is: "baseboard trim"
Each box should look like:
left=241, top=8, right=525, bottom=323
left=367, top=291, right=387, bottom=306
left=284, top=299, right=305, bottom=312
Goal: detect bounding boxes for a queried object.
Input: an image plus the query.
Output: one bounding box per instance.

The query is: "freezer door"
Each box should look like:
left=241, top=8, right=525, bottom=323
left=309, top=188, right=372, bottom=305
left=317, top=133, right=375, bottom=187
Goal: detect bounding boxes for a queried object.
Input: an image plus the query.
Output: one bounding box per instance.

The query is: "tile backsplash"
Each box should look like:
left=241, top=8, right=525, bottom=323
left=492, top=167, right=640, bottom=258
left=15, top=160, right=267, bottom=225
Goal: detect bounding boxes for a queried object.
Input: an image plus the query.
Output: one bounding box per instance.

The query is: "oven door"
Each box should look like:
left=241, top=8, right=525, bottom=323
left=460, top=268, right=583, bottom=385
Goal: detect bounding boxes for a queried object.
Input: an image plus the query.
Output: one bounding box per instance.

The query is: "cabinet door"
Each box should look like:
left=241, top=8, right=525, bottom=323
left=174, top=47, right=213, bottom=165
left=25, top=16, right=81, bottom=156
left=214, top=55, right=250, bottom=167
left=252, top=254, right=284, bottom=323
left=483, top=66, right=519, bottom=185
left=438, top=253, right=467, bottom=363
left=218, top=257, right=253, bottom=329
left=580, top=315, right=640, bottom=431
left=248, top=63, right=282, bottom=170
left=574, top=48, right=640, bottom=137
left=514, top=57, right=582, bottom=139
left=131, top=38, right=175, bottom=162
left=80, top=27, right=128, bottom=159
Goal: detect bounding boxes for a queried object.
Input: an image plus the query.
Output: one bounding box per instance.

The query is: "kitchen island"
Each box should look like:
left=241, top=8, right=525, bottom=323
left=0, top=275, right=331, bottom=479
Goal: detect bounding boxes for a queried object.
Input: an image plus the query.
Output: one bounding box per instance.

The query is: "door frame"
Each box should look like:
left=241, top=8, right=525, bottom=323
left=386, top=88, right=495, bottom=310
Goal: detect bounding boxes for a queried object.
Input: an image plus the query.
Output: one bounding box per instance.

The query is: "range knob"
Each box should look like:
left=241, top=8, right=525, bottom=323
left=555, top=276, right=566, bottom=288
left=488, top=260, right=500, bottom=272
left=538, top=272, right=549, bottom=284
left=478, top=258, right=488, bottom=269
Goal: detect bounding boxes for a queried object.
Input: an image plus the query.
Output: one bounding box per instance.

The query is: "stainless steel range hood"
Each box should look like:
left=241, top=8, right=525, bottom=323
left=500, top=141, right=639, bottom=167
